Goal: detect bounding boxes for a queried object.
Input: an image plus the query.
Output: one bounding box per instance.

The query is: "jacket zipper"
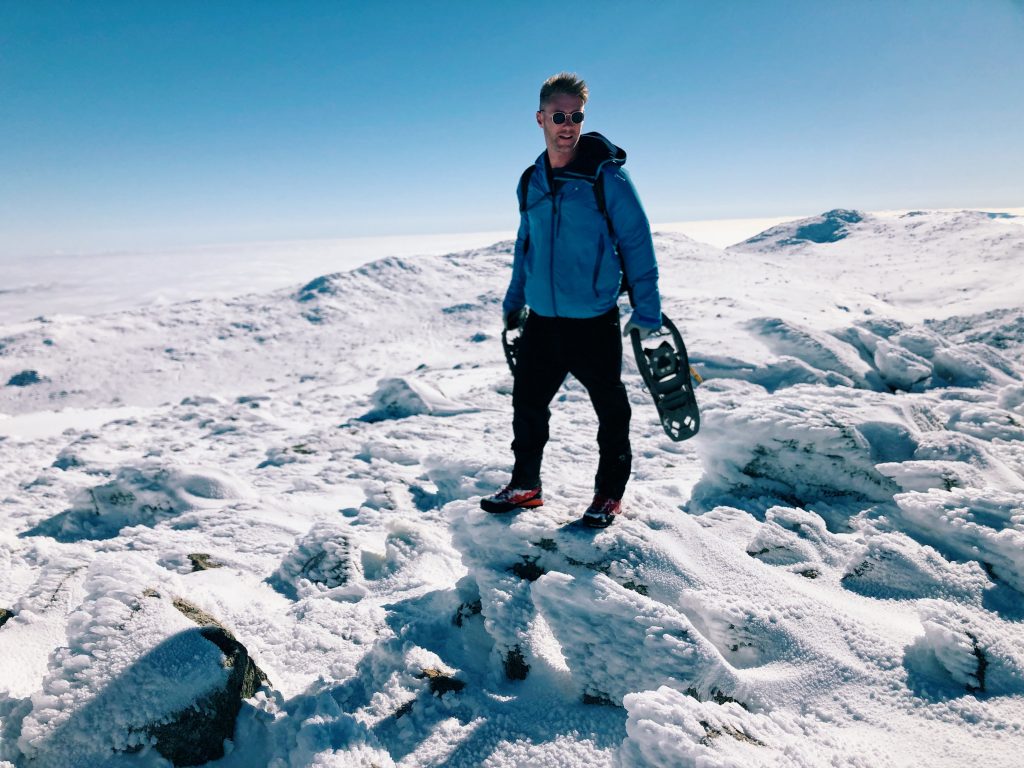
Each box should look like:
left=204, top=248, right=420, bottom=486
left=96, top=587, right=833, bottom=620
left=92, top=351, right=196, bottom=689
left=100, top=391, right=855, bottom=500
left=549, top=194, right=558, bottom=315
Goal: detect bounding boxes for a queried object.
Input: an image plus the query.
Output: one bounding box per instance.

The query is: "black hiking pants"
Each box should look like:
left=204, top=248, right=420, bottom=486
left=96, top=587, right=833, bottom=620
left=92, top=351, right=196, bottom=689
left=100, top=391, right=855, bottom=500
left=510, top=307, right=632, bottom=499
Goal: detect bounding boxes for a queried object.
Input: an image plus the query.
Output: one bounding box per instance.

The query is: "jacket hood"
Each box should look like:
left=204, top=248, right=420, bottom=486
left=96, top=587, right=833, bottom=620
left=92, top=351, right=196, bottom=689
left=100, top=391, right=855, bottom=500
left=537, top=132, right=626, bottom=180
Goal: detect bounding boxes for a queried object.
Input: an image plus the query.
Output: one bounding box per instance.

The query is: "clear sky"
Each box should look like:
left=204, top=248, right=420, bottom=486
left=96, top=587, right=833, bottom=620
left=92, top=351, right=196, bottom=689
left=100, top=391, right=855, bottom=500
left=2, top=1, right=1022, bottom=257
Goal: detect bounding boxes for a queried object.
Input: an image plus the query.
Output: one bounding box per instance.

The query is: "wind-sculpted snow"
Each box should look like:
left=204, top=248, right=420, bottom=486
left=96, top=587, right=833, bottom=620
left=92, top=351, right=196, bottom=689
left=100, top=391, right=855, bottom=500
left=691, top=381, right=904, bottom=510
left=362, top=377, right=480, bottom=422
left=618, top=686, right=889, bottom=768
left=22, top=462, right=254, bottom=542
left=2, top=211, right=1024, bottom=766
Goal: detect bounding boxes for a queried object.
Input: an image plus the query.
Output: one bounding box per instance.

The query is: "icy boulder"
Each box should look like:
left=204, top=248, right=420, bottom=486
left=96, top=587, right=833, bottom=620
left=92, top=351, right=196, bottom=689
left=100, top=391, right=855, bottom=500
left=15, top=554, right=267, bottom=767
left=531, top=571, right=732, bottom=705
left=269, top=521, right=364, bottom=600
left=872, top=339, right=933, bottom=391
left=840, top=530, right=990, bottom=603
left=362, top=377, right=479, bottom=422
left=6, top=370, right=44, bottom=387
left=22, top=463, right=254, bottom=542
left=746, top=317, right=877, bottom=389
left=910, top=601, right=1024, bottom=694
left=832, top=318, right=1019, bottom=392
left=691, top=381, right=902, bottom=511
left=891, top=487, right=1024, bottom=592
left=617, top=686, right=869, bottom=768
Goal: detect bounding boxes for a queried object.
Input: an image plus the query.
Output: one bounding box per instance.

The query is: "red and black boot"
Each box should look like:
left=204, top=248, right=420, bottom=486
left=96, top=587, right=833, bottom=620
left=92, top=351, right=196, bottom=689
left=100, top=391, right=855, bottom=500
left=581, top=494, right=622, bottom=528
left=480, top=485, right=544, bottom=514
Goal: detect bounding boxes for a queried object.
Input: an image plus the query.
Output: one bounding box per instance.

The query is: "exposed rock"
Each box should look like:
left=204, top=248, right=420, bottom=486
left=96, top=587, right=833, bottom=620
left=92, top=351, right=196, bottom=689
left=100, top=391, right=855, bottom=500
left=147, top=625, right=266, bottom=766
left=503, top=645, right=529, bottom=681
left=188, top=553, right=223, bottom=572
left=146, top=597, right=269, bottom=766
left=418, top=667, right=465, bottom=696
left=6, top=369, right=43, bottom=387
left=0, top=608, right=13, bottom=628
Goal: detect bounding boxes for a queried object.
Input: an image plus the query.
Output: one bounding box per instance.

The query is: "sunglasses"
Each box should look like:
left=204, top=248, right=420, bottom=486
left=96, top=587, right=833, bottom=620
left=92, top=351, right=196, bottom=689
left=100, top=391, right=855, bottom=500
left=546, top=110, right=585, bottom=125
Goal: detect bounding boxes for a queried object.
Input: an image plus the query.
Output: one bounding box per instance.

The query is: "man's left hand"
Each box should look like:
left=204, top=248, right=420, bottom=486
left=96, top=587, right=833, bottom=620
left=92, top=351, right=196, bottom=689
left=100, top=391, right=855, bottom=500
left=622, top=318, right=659, bottom=340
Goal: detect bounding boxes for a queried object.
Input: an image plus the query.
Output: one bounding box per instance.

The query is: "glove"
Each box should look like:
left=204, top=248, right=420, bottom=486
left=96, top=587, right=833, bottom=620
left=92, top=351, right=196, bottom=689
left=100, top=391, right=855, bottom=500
left=504, top=307, right=528, bottom=331
left=622, top=317, right=659, bottom=340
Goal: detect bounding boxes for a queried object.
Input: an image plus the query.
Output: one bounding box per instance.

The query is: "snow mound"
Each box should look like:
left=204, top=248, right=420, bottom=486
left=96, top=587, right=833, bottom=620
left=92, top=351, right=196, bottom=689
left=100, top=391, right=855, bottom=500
left=22, top=463, right=254, bottom=542
left=746, top=505, right=856, bottom=573
left=362, top=377, right=479, bottom=422
left=840, top=529, right=990, bottom=603
left=746, top=317, right=877, bottom=389
left=269, top=522, right=364, bottom=600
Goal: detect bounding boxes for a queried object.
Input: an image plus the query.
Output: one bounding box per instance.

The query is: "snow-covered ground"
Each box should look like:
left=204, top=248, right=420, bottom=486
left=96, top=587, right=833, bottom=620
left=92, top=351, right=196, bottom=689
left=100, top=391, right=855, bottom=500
left=1, top=209, right=1023, bottom=767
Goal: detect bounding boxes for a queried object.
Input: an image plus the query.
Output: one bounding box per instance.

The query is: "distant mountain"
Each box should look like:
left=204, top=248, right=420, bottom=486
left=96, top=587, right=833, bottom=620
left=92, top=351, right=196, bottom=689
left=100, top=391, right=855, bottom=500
left=731, top=208, right=1021, bottom=253
left=737, top=209, right=865, bottom=249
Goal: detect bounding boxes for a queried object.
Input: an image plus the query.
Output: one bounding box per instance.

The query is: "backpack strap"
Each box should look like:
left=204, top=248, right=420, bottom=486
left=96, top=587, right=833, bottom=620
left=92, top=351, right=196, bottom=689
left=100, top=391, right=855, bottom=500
left=518, top=166, right=535, bottom=213
left=594, top=168, right=634, bottom=306
left=517, top=165, right=535, bottom=256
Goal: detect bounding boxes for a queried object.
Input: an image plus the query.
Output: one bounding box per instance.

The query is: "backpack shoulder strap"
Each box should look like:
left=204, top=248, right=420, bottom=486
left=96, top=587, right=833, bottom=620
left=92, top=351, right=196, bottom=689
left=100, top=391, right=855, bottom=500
left=595, top=167, right=635, bottom=306
left=593, top=169, right=616, bottom=241
left=518, top=165, right=535, bottom=212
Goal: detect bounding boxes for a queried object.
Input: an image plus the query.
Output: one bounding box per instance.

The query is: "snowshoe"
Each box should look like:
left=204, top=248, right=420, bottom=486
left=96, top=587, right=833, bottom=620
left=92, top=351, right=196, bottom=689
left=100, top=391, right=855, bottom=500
left=501, top=326, right=521, bottom=377
left=630, top=313, right=700, bottom=441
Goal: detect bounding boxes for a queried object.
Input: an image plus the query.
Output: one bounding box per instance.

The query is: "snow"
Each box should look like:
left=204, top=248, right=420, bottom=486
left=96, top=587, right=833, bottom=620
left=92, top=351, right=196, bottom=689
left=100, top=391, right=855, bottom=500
left=1, top=208, right=1024, bottom=766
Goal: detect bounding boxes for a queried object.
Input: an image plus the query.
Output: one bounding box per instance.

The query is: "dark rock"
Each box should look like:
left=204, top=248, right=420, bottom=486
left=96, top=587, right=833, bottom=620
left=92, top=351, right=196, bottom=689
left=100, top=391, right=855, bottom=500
left=510, top=555, right=545, bottom=582
left=7, top=370, right=43, bottom=387
left=0, top=608, right=13, bottom=628
left=296, top=275, right=339, bottom=302
left=452, top=598, right=481, bottom=627
left=188, top=553, right=223, bottom=572
left=503, top=645, right=529, bottom=681
left=418, top=667, right=465, bottom=696
left=147, top=598, right=269, bottom=766
left=147, top=626, right=266, bottom=766
left=785, top=209, right=863, bottom=244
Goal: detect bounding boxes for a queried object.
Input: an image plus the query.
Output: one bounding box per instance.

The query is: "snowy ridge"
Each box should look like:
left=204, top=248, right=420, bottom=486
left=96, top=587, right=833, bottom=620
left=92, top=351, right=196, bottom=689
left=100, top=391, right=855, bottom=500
left=1, top=211, right=1023, bottom=766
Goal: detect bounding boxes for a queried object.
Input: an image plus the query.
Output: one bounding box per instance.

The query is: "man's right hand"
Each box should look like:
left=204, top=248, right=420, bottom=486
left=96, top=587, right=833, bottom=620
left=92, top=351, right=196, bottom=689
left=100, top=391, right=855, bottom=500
left=504, top=307, right=528, bottom=331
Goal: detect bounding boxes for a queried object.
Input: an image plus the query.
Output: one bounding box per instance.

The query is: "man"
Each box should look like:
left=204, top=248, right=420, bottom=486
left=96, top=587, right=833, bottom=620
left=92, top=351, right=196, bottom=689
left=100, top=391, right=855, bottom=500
left=480, top=72, right=662, bottom=528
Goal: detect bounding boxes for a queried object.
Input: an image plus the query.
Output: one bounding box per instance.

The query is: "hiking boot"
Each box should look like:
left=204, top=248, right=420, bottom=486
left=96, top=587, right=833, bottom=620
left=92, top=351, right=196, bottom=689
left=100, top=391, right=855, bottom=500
left=581, top=494, right=622, bottom=528
left=480, top=485, right=543, bottom=514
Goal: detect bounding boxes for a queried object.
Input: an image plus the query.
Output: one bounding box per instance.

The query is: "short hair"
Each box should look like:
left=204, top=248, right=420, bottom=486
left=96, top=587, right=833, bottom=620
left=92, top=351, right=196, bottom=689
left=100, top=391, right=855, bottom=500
left=539, top=72, right=589, bottom=109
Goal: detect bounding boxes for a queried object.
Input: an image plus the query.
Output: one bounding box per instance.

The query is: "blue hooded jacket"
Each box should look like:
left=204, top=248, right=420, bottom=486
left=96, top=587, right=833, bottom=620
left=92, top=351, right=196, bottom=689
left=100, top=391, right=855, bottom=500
left=503, top=132, right=662, bottom=328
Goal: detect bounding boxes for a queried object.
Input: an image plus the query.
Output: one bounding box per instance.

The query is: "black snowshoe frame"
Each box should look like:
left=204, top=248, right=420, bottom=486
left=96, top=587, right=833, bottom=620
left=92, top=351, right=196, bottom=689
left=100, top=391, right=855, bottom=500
left=630, top=314, right=700, bottom=441
left=502, top=325, right=523, bottom=377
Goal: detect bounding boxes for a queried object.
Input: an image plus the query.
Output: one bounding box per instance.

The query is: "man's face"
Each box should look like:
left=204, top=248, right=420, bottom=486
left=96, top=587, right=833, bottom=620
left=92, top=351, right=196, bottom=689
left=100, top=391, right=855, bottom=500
left=536, top=92, right=585, bottom=162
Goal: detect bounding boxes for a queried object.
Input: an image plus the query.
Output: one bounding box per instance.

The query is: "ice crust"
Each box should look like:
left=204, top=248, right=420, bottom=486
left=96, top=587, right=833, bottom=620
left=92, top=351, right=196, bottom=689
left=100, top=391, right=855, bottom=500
left=1, top=210, right=1024, bottom=766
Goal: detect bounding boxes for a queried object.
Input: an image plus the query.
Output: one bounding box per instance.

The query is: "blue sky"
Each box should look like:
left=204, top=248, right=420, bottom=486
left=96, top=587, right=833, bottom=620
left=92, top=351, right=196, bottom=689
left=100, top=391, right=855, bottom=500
left=2, top=1, right=1022, bottom=257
